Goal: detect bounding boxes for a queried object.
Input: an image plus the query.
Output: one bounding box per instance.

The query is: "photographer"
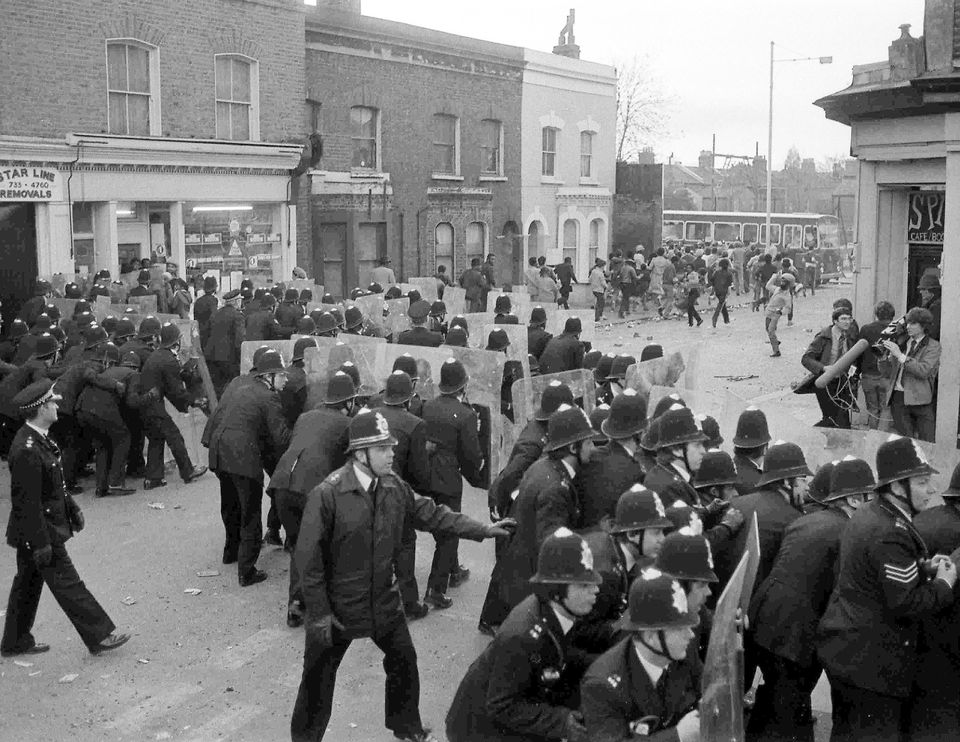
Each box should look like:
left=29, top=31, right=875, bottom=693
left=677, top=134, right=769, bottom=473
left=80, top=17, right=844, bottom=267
left=881, top=307, right=940, bottom=442
left=856, top=300, right=896, bottom=430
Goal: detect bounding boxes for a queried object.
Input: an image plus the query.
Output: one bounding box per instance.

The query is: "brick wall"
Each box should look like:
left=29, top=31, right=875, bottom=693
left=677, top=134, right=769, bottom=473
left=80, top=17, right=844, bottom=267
left=0, top=0, right=304, bottom=143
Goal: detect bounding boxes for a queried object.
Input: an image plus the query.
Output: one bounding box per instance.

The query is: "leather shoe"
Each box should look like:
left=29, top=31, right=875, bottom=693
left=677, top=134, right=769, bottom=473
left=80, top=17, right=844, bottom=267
left=263, top=529, right=283, bottom=547
left=404, top=602, right=429, bottom=621
left=143, top=479, right=167, bottom=490
left=423, top=589, right=452, bottom=609
left=239, top=568, right=268, bottom=587
left=182, top=465, right=208, bottom=484
left=1, top=642, right=50, bottom=657
left=89, top=632, right=130, bottom=655
left=222, top=548, right=238, bottom=565
left=448, top=566, right=470, bottom=588
left=100, top=486, right=135, bottom=497
left=477, top=621, right=498, bottom=637
left=286, top=606, right=304, bottom=628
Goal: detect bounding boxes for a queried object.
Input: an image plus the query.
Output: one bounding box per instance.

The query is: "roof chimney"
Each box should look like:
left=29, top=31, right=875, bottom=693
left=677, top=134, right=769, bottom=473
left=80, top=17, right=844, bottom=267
left=552, top=9, right=581, bottom=59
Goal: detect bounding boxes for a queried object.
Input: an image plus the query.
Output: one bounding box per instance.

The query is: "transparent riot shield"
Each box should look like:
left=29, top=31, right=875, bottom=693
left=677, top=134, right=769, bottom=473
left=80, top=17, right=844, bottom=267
left=460, top=313, right=496, bottom=337
left=701, top=553, right=747, bottom=742
left=545, top=309, right=596, bottom=345
left=287, top=279, right=323, bottom=296
left=682, top=341, right=703, bottom=390
left=511, top=369, right=596, bottom=426
left=167, top=318, right=209, bottom=467
left=624, top=353, right=687, bottom=398
left=739, top=512, right=761, bottom=619
left=50, top=298, right=80, bottom=319
left=647, top=386, right=748, bottom=430
left=126, top=295, right=158, bottom=315
left=384, top=298, right=411, bottom=338
left=408, top=277, right=439, bottom=302
left=303, top=335, right=387, bottom=410
left=480, top=323, right=530, bottom=380
left=485, top=290, right=531, bottom=316
left=239, top=337, right=310, bottom=375
left=442, top=286, right=467, bottom=317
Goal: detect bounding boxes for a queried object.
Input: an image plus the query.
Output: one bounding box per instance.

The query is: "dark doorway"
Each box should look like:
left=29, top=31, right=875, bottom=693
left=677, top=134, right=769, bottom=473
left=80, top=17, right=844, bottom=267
left=315, top=223, right=347, bottom=301
left=0, top=204, right=38, bottom=329
left=502, top=220, right=520, bottom=288
left=907, top=245, right=941, bottom=310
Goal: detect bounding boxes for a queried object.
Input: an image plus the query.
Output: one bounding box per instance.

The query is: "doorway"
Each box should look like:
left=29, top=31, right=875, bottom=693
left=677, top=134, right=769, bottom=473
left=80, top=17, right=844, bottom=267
left=316, top=223, right=347, bottom=301
left=907, top=245, right=941, bottom=310
left=503, top=220, right=520, bottom=287
left=0, top=204, right=38, bottom=327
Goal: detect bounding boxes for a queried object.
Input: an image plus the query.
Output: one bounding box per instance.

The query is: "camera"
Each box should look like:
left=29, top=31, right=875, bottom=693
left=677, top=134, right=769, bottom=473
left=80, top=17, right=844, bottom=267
left=872, top=316, right=907, bottom=354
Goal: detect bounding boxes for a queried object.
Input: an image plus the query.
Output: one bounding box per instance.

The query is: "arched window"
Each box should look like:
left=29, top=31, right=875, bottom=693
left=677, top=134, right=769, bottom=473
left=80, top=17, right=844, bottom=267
left=562, top=219, right=578, bottom=265
left=528, top=221, right=543, bottom=260
left=435, top=222, right=454, bottom=275
left=466, top=222, right=486, bottom=267
left=107, top=40, right=159, bottom=135
left=215, top=54, right=259, bottom=141
left=589, top=218, right=602, bottom=267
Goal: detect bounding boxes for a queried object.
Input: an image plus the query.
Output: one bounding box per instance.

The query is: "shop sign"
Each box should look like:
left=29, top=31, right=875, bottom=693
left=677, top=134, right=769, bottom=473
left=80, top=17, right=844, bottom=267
left=0, top=165, right=63, bottom=201
left=907, top=192, right=944, bottom=244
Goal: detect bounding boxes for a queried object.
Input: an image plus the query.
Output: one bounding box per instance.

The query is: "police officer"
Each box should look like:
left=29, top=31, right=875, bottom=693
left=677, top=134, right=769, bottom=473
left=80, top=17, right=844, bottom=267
left=817, top=435, right=956, bottom=742
left=527, top=306, right=553, bottom=361
left=656, top=527, right=719, bottom=660
left=128, top=269, right=156, bottom=301
left=122, top=316, right=160, bottom=477
left=0, top=318, right=28, bottom=364
left=579, top=388, right=648, bottom=528
left=420, top=359, right=485, bottom=609
left=486, top=328, right=523, bottom=421
left=643, top=405, right=709, bottom=508
left=493, top=295, right=519, bottom=324
left=244, top=293, right=282, bottom=341
left=341, top=306, right=367, bottom=336
left=397, top=300, right=443, bottom=347
left=270, top=371, right=357, bottom=627
left=292, top=409, right=512, bottom=742
left=427, top=300, right=447, bottom=336
left=204, top=289, right=245, bottom=396
left=580, top=569, right=702, bottom=742
left=205, top=348, right=290, bottom=586
left=313, top=310, right=339, bottom=339
left=446, top=528, right=599, bottom=742
left=732, top=406, right=772, bottom=495
left=538, top=317, right=585, bottom=374
left=294, top=316, right=316, bottom=336
left=747, top=455, right=873, bottom=742
left=276, top=288, right=305, bottom=336
left=279, top=336, right=318, bottom=427
left=111, top=317, right=136, bottom=348
left=193, top=276, right=218, bottom=349
left=1, top=380, right=129, bottom=657
left=366, top=354, right=425, bottom=416
left=140, top=322, right=208, bottom=490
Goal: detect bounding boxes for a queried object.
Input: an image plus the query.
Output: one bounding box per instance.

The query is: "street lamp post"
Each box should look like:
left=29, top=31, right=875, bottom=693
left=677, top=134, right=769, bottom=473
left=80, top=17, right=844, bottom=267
left=766, top=42, right=832, bottom=249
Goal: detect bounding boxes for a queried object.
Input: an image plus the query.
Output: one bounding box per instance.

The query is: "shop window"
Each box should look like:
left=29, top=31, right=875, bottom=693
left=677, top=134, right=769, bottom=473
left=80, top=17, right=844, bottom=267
left=215, top=54, right=259, bottom=141
left=183, top=203, right=278, bottom=286
left=107, top=40, right=159, bottom=136
left=588, top=218, right=602, bottom=267
left=435, top=222, right=454, bottom=275
left=580, top=131, right=594, bottom=179
left=350, top=106, right=379, bottom=169
left=432, top=114, right=459, bottom=175
left=542, top=127, right=558, bottom=177
left=480, top=119, right=502, bottom=175
left=466, top=222, right=485, bottom=268
left=562, top=219, right=578, bottom=265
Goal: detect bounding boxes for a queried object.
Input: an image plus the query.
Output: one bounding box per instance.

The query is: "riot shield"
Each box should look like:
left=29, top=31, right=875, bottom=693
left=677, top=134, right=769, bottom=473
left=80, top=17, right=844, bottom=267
left=384, top=297, right=411, bottom=338
left=442, top=286, right=466, bottom=317
left=167, top=318, right=210, bottom=467
left=408, top=277, right=439, bottom=302
left=50, top=298, right=80, bottom=319
left=480, top=323, right=530, bottom=379
left=303, top=335, right=386, bottom=409
left=739, top=512, right=761, bottom=619
left=460, top=312, right=497, bottom=336
left=624, top=353, right=687, bottom=397
left=647, top=386, right=747, bottom=427
left=485, top=290, right=531, bottom=315
left=545, top=309, right=596, bottom=345
left=239, top=337, right=310, bottom=375
left=682, top=341, right=703, bottom=390
left=701, top=553, right=748, bottom=742
left=510, top=369, right=596, bottom=426
left=126, top=295, right=158, bottom=315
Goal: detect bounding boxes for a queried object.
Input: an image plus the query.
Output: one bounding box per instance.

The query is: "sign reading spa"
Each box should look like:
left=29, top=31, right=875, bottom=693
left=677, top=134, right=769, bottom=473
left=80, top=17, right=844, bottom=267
left=0, top=165, right=63, bottom=201
left=907, top=192, right=944, bottom=245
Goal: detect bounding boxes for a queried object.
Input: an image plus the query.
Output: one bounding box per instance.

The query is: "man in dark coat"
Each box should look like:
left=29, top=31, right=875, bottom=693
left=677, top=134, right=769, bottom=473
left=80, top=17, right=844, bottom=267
left=245, top=293, right=281, bottom=341
left=396, top=300, right=443, bottom=347
left=732, top=406, right=771, bottom=496
left=554, top=256, right=577, bottom=309
left=128, top=269, right=160, bottom=307
left=538, top=317, right=584, bottom=375
left=642, top=405, right=708, bottom=509
left=493, top=295, right=519, bottom=325
left=279, top=336, right=316, bottom=427
left=291, top=409, right=511, bottom=742
left=121, top=316, right=161, bottom=477
left=204, top=348, right=290, bottom=586
left=18, top=280, right=51, bottom=329
left=801, top=307, right=855, bottom=428
left=460, top=258, right=486, bottom=313
left=203, top=289, right=245, bottom=397
left=193, top=276, right=218, bottom=349
left=419, top=359, right=485, bottom=608
left=139, top=322, right=207, bottom=489
left=1, top=380, right=129, bottom=657
left=275, top=288, right=305, bottom=337
left=526, top=306, right=553, bottom=361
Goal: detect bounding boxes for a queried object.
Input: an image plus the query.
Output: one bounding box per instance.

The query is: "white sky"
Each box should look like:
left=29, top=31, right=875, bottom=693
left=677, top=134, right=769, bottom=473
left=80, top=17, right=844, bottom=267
left=354, top=0, right=925, bottom=169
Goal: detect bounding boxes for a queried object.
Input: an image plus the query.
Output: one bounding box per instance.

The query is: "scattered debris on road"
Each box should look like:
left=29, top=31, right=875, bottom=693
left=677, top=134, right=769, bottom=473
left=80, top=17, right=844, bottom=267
left=147, top=502, right=165, bottom=510
left=196, top=570, right=220, bottom=577
left=184, top=588, right=202, bottom=596
left=121, top=596, right=137, bottom=606
left=59, top=673, right=79, bottom=684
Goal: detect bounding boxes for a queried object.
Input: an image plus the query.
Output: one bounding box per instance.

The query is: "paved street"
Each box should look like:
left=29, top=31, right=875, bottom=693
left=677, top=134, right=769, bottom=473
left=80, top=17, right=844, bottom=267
left=0, top=282, right=850, bottom=742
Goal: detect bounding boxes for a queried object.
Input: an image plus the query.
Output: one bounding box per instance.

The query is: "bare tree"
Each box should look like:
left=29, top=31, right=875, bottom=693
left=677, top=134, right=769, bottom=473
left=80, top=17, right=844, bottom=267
left=615, top=55, right=671, bottom=162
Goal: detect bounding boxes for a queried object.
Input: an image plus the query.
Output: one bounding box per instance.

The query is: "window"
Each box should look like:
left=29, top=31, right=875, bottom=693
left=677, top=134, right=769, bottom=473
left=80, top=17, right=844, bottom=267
left=562, top=219, right=578, bottom=265
left=742, top=223, right=759, bottom=244
left=72, top=202, right=95, bottom=273
left=542, top=127, right=558, bottom=177
left=783, top=224, right=803, bottom=248
left=662, top=221, right=683, bottom=241
left=432, top=114, right=459, bottom=175
left=684, top=222, right=711, bottom=241
left=435, top=222, right=454, bottom=275
left=714, top=223, right=741, bottom=242
left=350, top=106, right=379, bottom=169
left=580, top=131, right=594, bottom=179
left=760, top=223, right=781, bottom=245
left=466, top=222, right=485, bottom=268
left=528, top=221, right=543, bottom=260
left=588, top=219, right=602, bottom=267
left=480, top=119, right=502, bottom=175
left=804, top=225, right=819, bottom=248
left=357, top=223, right=386, bottom=288
left=216, top=55, right=258, bottom=141
left=107, top=41, right=157, bottom=135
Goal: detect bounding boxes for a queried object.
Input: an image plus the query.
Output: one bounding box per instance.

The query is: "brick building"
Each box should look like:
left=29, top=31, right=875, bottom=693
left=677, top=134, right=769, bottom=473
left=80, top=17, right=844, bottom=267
left=0, top=0, right=304, bottom=320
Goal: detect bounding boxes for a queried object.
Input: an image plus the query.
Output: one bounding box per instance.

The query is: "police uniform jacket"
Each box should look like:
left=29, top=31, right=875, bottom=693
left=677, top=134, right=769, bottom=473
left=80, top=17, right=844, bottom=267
left=244, top=309, right=282, bottom=342
left=420, top=395, right=484, bottom=499
left=12, top=331, right=41, bottom=366
left=643, top=462, right=699, bottom=508
left=205, top=376, right=290, bottom=483
left=52, top=355, right=119, bottom=417
left=748, top=507, right=850, bottom=669
left=77, top=365, right=149, bottom=427
left=445, top=595, right=577, bottom=742
left=296, top=462, right=489, bottom=638
left=203, top=304, right=245, bottom=364
left=569, top=529, right=634, bottom=655
left=396, top=326, right=443, bottom=347
left=716, top=488, right=802, bottom=590
left=498, top=457, right=581, bottom=611
left=580, top=637, right=702, bottom=742
left=274, top=301, right=304, bottom=335
left=377, top=404, right=429, bottom=491
left=193, top=292, right=218, bottom=348
left=18, top=296, right=47, bottom=327
left=0, top=361, right=49, bottom=419
left=267, top=408, right=351, bottom=496
left=487, top=418, right=547, bottom=517
left=733, top=453, right=763, bottom=496
left=816, top=498, right=954, bottom=698
left=122, top=337, right=155, bottom=370
left=527, top=327, right=553, bottom=361
left=140, top=347, right=192, bottom=416
left=495, top=313, right=519, bottom=325
left=278, top=363, right=307, bottom=427
left=5, top=425, right=81, bottom=550
left=538, top=333, right=584, bottom=375
left=578, top=442, right=647, bottom=529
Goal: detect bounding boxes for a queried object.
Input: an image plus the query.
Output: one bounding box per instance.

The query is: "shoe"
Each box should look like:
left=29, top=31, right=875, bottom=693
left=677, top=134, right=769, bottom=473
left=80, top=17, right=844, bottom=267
left=89, top=632, right=130, bottom=655
left=404, top=602, right=429, bottom=621
left=239, top=569, right=268, bottom=587
left=182, top=465, right=208, bottom=484
left=222, top=547, right=238, bottom=565
left=143, top=479, right=167, bottom=490
left=448, top=566, right=470, bottom=588
left=696, top=319, right=703, bottom=327
left=65, top=483, right=83, bottom=495
left=101, top=486, right=135, bottom=497
left=286, top=605, right=304, bottom=628
left=477, top=621, right=497, bottom=637
left=423, top=589, right=452, bottom=609
left=770, top=351, right=782, bottom=358
left=394, top=728, right=437, bottom=742
left=1, top=642, right=50, bottom=657
left=263, top=529, right=283, bottom=547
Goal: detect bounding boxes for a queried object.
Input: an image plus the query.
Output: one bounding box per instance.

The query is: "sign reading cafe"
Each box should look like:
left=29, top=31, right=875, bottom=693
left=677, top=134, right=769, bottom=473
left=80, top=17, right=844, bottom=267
left=907, top=192, right=944, bottom=244
left=0, top=165, right=62, bottom=202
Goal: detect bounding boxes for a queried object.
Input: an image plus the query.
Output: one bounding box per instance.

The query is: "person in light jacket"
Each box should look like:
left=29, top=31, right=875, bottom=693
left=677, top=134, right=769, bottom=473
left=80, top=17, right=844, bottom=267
left=880, top=306, right=940, bottom=442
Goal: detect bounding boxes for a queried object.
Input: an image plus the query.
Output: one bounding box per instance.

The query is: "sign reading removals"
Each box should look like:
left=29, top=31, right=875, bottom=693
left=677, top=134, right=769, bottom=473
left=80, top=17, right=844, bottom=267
left=907, top=192, right=944, bottom=244
left=0, top=165, right=63, bottom=201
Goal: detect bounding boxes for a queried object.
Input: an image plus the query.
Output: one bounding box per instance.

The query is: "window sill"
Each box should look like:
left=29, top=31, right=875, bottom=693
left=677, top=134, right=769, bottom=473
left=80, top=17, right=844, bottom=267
left=541, top=176, right=564, bottom=185
left=431, top=173, right=464, bottom=181
left=479, top=175, right=507, bottom=182
left=350, top=168, right=383, bottom=178
left=579, top=178, right=599, bottom=186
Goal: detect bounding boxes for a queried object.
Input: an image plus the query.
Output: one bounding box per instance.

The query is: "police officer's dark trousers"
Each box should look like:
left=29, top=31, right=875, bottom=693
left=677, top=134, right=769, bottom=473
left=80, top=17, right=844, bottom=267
left=827, top=675, right=908, bottom=742
left=426, top=493, right=460, bottom=594
left=274, top=488, right=304, bottom=608
left=291, top=619, right=422, bottom=742
left=397, top=521, right=419, bottom=608
left=50, top=413, right=85, bottom=486
left=746, top=646, right=818, bottom=742
left=1, top=543, right=114, bottom=652
left=143, top=410, right=193, bottom=481
left=77, top=411, right=130, bottom=491
left=216, top=472, right=262, bottom=577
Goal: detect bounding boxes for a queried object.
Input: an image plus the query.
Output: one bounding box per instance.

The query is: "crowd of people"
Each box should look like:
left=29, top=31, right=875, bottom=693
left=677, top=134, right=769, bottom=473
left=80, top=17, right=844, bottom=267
left=1, top=259, right=957, bottom=742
